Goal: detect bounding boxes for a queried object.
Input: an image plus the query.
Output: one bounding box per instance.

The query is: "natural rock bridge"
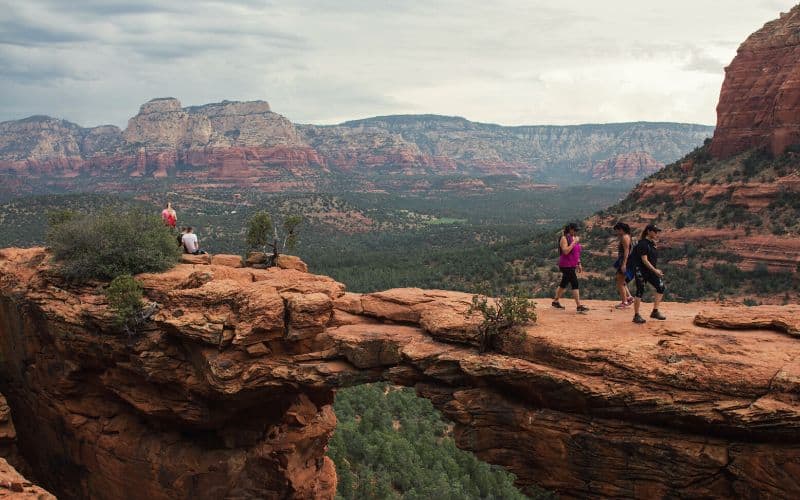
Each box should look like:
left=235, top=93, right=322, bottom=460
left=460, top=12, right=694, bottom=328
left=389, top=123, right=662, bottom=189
left=0, top=248, right=798, bottom=499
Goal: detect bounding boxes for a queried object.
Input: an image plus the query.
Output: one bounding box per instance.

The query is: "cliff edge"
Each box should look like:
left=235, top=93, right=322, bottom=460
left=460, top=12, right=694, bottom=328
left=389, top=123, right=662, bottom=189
left=0, top=248, right=798, bottom=499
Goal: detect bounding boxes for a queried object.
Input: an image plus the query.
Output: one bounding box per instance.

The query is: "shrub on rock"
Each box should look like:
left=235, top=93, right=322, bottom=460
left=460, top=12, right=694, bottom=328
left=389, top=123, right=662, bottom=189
left=47, top=210, right=180, bottom=281
left=469, top=287, right=536, bottom=353
left=105, top=274, right=150, bottom=335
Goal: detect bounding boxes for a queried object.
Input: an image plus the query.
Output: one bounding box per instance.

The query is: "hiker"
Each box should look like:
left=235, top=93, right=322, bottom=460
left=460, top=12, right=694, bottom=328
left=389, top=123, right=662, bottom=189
left=180, top=227, right=207, bottom=255
left=161, top=202, right=177, bottom=228
left=552, top=223, right=589, bottom=313
left=630, top=224, right=666, bottom=324
left=613, top=222, right=635, bottom=309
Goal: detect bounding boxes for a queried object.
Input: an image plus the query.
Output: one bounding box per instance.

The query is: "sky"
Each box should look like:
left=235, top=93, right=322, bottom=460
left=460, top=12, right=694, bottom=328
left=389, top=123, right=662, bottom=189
left=0, top=0, right=796, bottom=128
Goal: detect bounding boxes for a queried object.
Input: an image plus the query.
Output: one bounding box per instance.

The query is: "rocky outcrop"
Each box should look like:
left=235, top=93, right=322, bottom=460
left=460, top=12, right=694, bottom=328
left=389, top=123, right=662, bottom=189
left=0, top=100, right=711, bottom=190
left=1, top=247, right=799, bottom=499
left=710, top=5, right=800, bottom=158
left=695, top=304, right=800, bottom=336
left=582, top=151, right=664, bottom=181
left=0, top=458, right=54, bottom=499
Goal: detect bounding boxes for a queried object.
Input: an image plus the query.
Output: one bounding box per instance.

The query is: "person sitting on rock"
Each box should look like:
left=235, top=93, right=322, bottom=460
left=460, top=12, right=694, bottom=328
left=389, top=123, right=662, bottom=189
left=180, top=227, right=207, bottom=255
left=630, top=224, right=666, bottom=324
left=161, top=202, right=177, bottom=228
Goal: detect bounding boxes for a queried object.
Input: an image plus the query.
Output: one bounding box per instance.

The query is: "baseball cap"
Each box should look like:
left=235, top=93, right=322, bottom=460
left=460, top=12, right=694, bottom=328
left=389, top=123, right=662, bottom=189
left=645, top=224, right=662, bottom=233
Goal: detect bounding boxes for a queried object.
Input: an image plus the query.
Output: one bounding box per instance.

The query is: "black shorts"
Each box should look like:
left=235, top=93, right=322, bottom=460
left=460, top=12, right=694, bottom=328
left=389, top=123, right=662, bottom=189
left=559, top=267, right=579, bottom=290
left=634, top=267, right=665, bottom=298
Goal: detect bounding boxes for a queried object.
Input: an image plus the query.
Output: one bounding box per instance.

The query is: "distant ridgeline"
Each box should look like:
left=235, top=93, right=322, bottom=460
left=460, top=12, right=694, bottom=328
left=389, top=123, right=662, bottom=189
left=0, top=97, right=711, bottom=199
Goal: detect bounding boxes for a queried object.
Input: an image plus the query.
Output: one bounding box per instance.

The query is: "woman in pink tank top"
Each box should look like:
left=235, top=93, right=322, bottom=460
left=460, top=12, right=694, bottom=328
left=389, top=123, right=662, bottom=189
left=552, top=223, right=589, bottom=313
left=161, top=202, right=177, bottom=228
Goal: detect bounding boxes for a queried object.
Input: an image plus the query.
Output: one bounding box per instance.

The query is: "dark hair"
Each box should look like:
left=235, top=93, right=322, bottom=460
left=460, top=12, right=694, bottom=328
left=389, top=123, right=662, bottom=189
left=641, top=223, right=661, bottom=239
left=187, top=227, right=193, bottom=232
left=613, top=222, right=631, bottom=234
left=563, top=222, right=579, bottom=235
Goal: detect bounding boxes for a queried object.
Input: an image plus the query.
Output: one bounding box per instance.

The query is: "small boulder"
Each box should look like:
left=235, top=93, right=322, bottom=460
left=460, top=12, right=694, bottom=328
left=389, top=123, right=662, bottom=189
left=276, top=255, right=308, bottom=272
left=211, top=254, right=244, bottom=268
left=180, top=253, right=212, bottom=265
left=245, top=251, right=269, bottom=267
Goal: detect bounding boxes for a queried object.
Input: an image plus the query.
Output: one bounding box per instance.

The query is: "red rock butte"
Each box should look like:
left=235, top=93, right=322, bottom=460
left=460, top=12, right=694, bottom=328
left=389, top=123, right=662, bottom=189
left=710, top=5, right=800, bottom=158
left=0, top=248, right=799, bottom=499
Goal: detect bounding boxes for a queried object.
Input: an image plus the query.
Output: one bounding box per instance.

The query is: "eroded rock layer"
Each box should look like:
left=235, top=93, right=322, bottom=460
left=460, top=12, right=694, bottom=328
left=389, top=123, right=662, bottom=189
left=710, top=5, right=800, bottom=158
left=1, top=248, right=799, bottom=499
left=0, top=99, right=710, bottom=188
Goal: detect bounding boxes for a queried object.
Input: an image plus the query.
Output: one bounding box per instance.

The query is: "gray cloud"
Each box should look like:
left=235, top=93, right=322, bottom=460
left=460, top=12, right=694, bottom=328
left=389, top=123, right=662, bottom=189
left=0, top=0, right=797, bottom=127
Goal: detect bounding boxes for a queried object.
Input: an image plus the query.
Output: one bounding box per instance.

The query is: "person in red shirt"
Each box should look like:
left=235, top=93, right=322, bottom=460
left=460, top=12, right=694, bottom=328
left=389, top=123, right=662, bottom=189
left=161, top=202, right=177, bottom=228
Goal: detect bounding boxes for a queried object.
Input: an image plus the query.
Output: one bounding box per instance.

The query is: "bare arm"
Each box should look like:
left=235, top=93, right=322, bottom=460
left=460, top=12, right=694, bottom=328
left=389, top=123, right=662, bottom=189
left=641, top=255, right=663, bottom=277
left=559, top=235, right=579, bottom=254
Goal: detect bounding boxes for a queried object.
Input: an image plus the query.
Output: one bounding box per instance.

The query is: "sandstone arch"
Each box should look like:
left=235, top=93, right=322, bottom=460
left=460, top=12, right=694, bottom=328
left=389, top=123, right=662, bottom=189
left=0, top=249, right=799, bottom=499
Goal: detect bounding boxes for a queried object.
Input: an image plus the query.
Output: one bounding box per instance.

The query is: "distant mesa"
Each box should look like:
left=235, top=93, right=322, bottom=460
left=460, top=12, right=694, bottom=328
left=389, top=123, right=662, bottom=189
left=0, top=96, right=711, bottom=191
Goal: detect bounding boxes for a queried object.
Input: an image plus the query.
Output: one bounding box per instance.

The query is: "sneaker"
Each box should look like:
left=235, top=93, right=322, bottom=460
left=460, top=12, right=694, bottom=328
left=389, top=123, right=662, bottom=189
left=633, top=314, right=647, bottom=324
left=615, top=302, right=630, bottom=310
left=650, top=310, right=667, bottom=320
left=626, top=296, right=635, bottom=305
left=552, top=301, right=566, bottom=309
left=577, top=305, right=590, bottom=313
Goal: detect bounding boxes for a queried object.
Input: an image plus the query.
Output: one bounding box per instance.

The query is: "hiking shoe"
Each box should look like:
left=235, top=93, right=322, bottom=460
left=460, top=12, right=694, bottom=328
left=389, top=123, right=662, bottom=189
left=615, top=302, right=630, bottom=310
left=650, top=310, right=667, bottom=320
left=577, top=305, right=590, bottom=313
left=626, top=296, right=635, bottom=305
left=633, top=314, right=647, bottom=324
left=552, top=301, right=566, bottom=309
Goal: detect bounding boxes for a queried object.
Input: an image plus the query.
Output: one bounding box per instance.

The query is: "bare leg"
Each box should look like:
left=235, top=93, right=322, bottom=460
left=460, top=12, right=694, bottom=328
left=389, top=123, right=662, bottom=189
left=554, top=287, right=565, bottom=301
left=616, top=274, right=627, bottom=302
left=654, top=293, right=663, bottom=311
left=572, top=289, right=581, bottom=307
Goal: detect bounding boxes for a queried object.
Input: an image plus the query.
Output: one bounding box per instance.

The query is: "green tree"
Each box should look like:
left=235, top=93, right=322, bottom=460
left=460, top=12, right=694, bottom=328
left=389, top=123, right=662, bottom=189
left=329, top=383, right=546, bottom=500
left=246, top=211, right=302, bottom=263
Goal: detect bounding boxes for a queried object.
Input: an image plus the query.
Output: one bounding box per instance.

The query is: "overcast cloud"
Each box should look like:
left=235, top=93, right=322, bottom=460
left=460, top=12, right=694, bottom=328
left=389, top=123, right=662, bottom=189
left=0, top=0, right=796, bottom=127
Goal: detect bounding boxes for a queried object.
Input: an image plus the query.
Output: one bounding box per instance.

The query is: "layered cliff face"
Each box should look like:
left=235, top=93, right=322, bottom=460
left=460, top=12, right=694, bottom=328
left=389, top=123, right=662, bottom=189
left=1, top=248, right=799, bottom=499
left=580, top=151, right=664, bottom=181
left=710, top=5, right=800, bottom=158
left=324, top=116, right=710, bottom=181
left=0, top=99, right=711, bottom=190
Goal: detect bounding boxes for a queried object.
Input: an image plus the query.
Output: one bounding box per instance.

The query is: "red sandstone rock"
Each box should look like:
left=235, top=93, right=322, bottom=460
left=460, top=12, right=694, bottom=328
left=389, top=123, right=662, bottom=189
left=180, top=253, right=212, bottom=265
left=710, top=5, right=800, bottom=158
left=695, top=304, right=800, bottom=336
left=0, top=458, right=54, bottom=499
left=210, top=254, right=243, bottom=268
left=2, top=247, right=800, bottom=499
left=276, top=255, right=308, bottom=273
